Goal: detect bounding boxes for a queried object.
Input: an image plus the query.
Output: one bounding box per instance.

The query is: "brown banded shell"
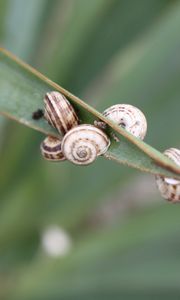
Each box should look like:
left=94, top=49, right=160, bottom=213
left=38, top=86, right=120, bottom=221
left=156, top=148, right=180, bottom=202
left=102, top=104, right=147, bottom=140
left=61, top=124, right=110, bottom=165
left=44, top=91, right=79, bottom=135
left=40, top=136, right=66, bottom=161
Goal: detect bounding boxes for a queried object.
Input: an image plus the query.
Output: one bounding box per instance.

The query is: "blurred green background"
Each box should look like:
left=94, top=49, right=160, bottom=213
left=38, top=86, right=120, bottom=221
left=0, top=0, right=180, bottom=299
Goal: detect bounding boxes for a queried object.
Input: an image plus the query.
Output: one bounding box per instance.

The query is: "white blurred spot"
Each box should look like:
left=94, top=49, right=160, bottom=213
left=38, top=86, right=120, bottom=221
left=41, top=226, right=72, bottom=257
left=165, top=177, right=179, bottom=185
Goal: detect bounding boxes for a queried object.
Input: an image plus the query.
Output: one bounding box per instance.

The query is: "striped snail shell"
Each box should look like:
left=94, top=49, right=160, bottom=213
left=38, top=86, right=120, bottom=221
left=102, top=104, right=147, bottom=140
left=44, top=91, right=79, bottom=135
left=40, top=136, right=66, bottom=161
left=156, top=148, right=180, bottom=202
left=61, top=124, right=110, bottom=165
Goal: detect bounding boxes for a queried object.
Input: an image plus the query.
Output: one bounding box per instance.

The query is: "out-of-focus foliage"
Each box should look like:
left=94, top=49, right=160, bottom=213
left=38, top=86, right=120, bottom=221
left=0, top=1, right=180, bottom=299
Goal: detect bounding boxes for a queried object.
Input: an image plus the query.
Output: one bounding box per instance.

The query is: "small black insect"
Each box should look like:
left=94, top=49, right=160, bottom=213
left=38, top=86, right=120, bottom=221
left=32, top=109, right=44, bottom=120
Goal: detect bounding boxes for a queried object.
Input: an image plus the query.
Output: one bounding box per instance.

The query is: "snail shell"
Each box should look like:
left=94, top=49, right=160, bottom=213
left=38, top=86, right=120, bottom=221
left=102, top=104, right=147, bottom=140
left=61, top=124, right=110, bottom=165
left=40, top=136, right=66, bottom=161
left=44, top=91, right=79, bottom=135
left=156, top=148, right=180, bottom=202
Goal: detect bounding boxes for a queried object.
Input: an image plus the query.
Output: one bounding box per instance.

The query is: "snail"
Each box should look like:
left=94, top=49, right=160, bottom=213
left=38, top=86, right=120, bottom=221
left=40, top=136, right=66, bottom=161
left=61, top=124, right=110, bottom=165
left=95, top=104, right=147, bottom=140
left=44, top=91, right=79, bottom=135
left=155, top=148, right=180, bottom=202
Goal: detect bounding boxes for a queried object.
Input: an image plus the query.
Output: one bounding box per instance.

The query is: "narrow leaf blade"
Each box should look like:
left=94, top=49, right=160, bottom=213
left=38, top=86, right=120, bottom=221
left=0, top=48, right=179, bottom=179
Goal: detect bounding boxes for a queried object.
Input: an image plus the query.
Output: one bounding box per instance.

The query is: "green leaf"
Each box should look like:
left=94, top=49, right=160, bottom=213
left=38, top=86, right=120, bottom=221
left=3, top=0, right=52, bottom=61
left=7, top=204, right=180, bottom=300
left=0, top=48, right=179, bottom=179
left=40, top=0, right=172, bottom=93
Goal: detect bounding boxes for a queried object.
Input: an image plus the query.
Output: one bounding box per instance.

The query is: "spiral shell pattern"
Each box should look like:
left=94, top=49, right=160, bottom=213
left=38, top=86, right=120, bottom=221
left=61, top=124, right=110, bottom=165
left=44, top=91, right=79, bottom=135
left=102, top=104, right=147, bottom=140
left=41, top=136, right=66, bottom=161
left=156, top=148, right=180, bottom=202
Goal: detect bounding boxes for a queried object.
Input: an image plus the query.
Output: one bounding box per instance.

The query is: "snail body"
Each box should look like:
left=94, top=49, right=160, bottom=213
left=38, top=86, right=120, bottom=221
left=102, top=104, right=147, bottom=140
left=41, top=136, right=65, bottom=161
left=61, top=124, right=110, bottom=165
left=44, top=91, right=79, bottom=135
left=156, top=148, right=180, bottom=202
